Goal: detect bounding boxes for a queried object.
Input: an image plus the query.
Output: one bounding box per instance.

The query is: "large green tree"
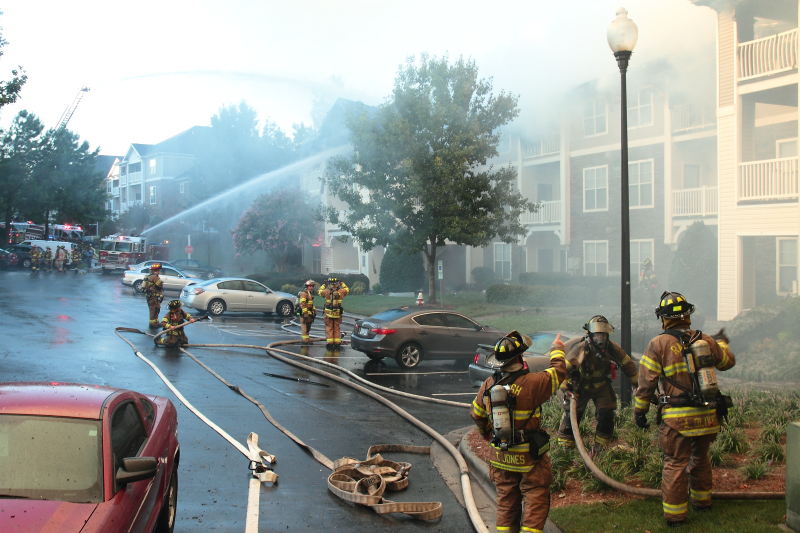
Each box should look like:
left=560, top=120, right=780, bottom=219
left=322, top=54, right=535, bottom=302
left=0, top=110, right=42, bottom=237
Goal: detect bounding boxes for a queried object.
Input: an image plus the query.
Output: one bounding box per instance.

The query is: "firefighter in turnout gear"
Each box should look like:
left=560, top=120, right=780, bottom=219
left=142, top=263, right=164, bottom=328
left=30, top=247, right=41, bottom=272
left=43, top=247, right=53, bottom=272
left=54, top=245, right=67, bottom=272
left=634, top=291, right=735, bottom=528
left=71, top=246, right=81, bottom=270
left=297, top=279, right=317, bottom=344
left=640, top=258, right=658, bottom=297
left=157, top=300, right=194, bottom=347
left=318, top=277, right=349, bottom=349
left=557, top=315, right=638, bottom=451
left=471, top=330, right=567, bottom=533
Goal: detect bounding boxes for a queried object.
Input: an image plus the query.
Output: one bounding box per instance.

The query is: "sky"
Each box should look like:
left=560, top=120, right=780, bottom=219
left=0, top=0, right=717, bottom=156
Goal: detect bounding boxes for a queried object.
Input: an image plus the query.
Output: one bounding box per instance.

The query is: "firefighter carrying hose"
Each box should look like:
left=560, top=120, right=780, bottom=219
left=470, top=330, right=566, bottom=533
left=557, top=315, right=638, bottom=452
left=318, top=276, right=348, bottom=349
left=634, top=291, right=735, bottom=528
left=157, top=299, right=194, bottom=347
left=142, top=263, right=164, bottom=328
left=297, top=279, right=317, bottom=344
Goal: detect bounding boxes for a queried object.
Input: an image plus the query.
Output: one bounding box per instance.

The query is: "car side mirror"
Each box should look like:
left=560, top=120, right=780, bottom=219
left=116, top=456, right=158, bottom=485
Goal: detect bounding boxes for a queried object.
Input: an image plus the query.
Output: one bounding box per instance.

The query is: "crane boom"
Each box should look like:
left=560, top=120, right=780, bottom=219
left=56, top=85, right=90, bottom=131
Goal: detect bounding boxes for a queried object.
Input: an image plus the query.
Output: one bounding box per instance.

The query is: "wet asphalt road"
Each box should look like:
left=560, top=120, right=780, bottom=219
left=0, top=268, right=480, bottom=532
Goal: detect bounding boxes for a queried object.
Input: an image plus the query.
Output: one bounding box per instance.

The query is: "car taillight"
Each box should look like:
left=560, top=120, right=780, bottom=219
left=370, top=327, right=397, bottom=335
left=474, top=353, right=480, bottom=364
left=191, top=288, right=205, bottom=295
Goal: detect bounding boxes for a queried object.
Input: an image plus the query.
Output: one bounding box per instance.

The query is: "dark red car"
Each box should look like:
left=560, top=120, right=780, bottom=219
left=0, top=382, right=180, bottom=533
left=0, top=247, right=18, bottom=268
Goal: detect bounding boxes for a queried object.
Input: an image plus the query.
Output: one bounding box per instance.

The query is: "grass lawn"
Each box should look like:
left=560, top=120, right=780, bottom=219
left=549, top=499, right=786, bottom=533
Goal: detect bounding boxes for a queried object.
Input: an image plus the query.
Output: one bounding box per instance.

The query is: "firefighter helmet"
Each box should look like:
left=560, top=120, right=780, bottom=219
left=305, top=279, right=316, bottom=287
left=655, top=291, right=695, bottom=319
left=491, top=330, right=532, bottom=363
left=643, top=258, right=652, bottom=268
left=151, top=263, right=162, bottom=271
left=168, top=299, right=182, bottom=310
left=584, top=315, right=614, bottom=334
left=327, top=276, right=339, bottom=284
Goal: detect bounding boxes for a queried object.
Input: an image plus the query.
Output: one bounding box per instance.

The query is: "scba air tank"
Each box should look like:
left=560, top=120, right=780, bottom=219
left=490, top=385, right=512, bottom=447
left=690, top=339, right=719, bottom=398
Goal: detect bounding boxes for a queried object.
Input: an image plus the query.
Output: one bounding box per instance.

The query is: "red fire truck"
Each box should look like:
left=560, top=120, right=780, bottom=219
left=98, top=234, right=148, bottom=273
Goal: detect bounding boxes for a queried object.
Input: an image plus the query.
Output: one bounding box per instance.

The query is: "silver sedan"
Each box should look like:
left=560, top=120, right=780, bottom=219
left=179, top=277, right=297, bottom=317
left=122, top=265, right=201, bottom=293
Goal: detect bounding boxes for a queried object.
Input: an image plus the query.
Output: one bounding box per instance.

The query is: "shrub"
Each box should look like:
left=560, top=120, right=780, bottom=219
left=350, top=281, right=366, bottom=295
left=281, top=284, right=299, bottom=295
left=668, top=221, right=718, bottom=316
left=709, top=440, right=727, bottom=466
left=485, top=283, right=617, bottom=307
left=740, top=458, right=769, bottom=480
left=639, top=453, right=663, bottom=488
left=519, top=272, right=620, bottom=290
left=379, top=247, right=424, bottom=293
left=371, top=283, right=383, bottom=294
left=755, top=441, right=785, bottom=463
left=716, top=426, right=749, bottom=455
left=470, top=267, right=496, bottom=290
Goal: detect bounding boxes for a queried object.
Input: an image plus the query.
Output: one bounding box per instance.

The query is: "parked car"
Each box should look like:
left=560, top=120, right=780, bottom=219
left=5, top=244, right=41, bottom=268
left=170, top=259, right=225, bottom=280
left=122, top=265, right=201, bottom=293
left=180, top=277, right=296, bottom=317
left=127, top=260, right=176, bottom=271
left=350, top=307, right=506, bottom=369
left=467, top=331, right=582, bottom=387
left=0, top=382, right=179, bottom=533
left=0, top=247, right=18, bottom=268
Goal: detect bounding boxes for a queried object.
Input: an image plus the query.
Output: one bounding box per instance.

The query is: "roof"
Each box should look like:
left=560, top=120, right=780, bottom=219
left=95, top=155, right=120, bottom=176
left=124, top=126, right=212, bottom=161
left=0, top=382, right=119, bottom=419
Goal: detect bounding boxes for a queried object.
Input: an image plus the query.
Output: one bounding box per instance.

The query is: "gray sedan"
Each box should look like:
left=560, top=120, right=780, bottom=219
left=350, top=307, right=506, bottom=370
left=179, top=277, right=297, bottom=317
left=122, top=265, right=201, bottom=293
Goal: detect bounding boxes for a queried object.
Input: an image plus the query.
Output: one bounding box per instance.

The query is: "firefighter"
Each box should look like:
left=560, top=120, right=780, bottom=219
left=471, top=330, right=567, bottom=533
left=640, top=258, right=658, bottom=297
left=557, top=315, right=638, bottom=451
left=54, top=245, right=67, bottom=272
left=157, top=299, right=195, bottom=347
left=318, top=276, right=349, bottom=349
left=30, top=246, right=41, bottom=273
left=634, top=291, right=735, bottom=528
left=142, top=263, right=164, bottom=328
left=43, top=246, right=53, bottom=273
left=297, top=279, right=317, bottom=344
left=71, top=246, right=81, bottom=270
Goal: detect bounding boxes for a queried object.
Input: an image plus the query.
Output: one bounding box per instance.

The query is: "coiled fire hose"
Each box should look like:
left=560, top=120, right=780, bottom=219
left=568, top=396, right=785, bottom=500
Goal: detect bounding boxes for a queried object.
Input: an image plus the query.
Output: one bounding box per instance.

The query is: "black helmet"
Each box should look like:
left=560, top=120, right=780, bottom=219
left=327, top=276, right=339, bottom=284
left=655, top=291, right=695, bottom=319
left=643, top=258, right=652, bottom=268
left=492, top=330, right=531, bottom=362
left=583, top=315, right=614, bottom=334
left=168, top=299, right=182, bottom=310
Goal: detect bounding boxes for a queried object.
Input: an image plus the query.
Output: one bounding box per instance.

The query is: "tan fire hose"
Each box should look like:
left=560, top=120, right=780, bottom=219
left=568, top=396, right=785, bottom=500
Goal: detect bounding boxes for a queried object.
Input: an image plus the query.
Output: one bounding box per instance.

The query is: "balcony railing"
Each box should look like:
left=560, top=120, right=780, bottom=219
left=738, top=28, right=798, bottom=81
left=672, top=104, right=715, bottom=133
left=521, top=200, right=561, bottom=225
left=673, top=187, right=718, bottom=216
left=523, top=133, right=560, bottom=158
left=739, top=157, right=798, bottom=201
left=128, top=171, right=143, bottom=183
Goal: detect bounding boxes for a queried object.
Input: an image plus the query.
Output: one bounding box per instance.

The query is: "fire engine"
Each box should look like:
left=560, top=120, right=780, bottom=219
left=98, top=234, right=148, bottom=273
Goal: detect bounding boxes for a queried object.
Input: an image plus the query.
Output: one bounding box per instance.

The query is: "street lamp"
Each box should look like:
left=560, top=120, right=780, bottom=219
left=608, top=7, right=638, bottom=407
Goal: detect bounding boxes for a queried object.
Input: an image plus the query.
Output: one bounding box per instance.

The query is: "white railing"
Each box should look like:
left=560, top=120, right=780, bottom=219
left=673, top=187, right=718, bottom=216
left=738, top=28, right=798, bottom=81
left=111, top=186, right=119, bottom=196
left=128, top=171, right=142, bottom=183
left=521, top=200, right=561, bottom=225
left=739, top=157, right=798, bottom=201
left=672, top=104, right=715, bottom=133
left=523, top=133, right=560, bottom=158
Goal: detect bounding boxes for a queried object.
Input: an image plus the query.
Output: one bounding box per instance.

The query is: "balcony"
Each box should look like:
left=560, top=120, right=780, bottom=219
left=738, top=28, right=798, bottom=81
left=673, top=187, right=718, bottom=216
left=739, top=157, right=798, bottom=202
left=521, top=200, right=561, bottom=225
left=672, top=104, right=715, bottom=133
left=523, top=133, right=560, bottom=159
left=128, top=171, right=143, bottom=184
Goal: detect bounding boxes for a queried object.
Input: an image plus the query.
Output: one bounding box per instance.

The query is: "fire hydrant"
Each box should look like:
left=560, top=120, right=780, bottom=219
left=416, top=292, right=424, bottom=306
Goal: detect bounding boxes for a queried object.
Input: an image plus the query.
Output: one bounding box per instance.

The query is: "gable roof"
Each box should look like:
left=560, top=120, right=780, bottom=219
left=122, top=126, right=212, bottom=162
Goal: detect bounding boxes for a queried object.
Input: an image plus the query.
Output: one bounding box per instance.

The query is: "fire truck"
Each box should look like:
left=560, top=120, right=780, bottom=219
left=98, top=234, right=148, bottom=273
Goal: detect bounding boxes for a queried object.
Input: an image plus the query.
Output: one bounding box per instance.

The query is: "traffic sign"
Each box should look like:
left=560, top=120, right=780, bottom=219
left=185, top=245, right=194, bottom=254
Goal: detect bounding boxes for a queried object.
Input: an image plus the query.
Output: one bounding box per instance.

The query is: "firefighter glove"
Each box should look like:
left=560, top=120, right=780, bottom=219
left=713, top=328, right=729, bottom=344
left=634, top=412, right=650, bottom=429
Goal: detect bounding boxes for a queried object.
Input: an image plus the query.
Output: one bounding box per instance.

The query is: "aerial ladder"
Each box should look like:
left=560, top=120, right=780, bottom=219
left=55, top=85, right=90, bottom=132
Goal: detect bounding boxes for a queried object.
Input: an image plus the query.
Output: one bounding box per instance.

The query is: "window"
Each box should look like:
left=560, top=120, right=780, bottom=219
left=219, top=280, right=245, bottom=291
left=149, top=159, right=156, bottom=174
left=583, top=99, right=607, bottom=136
left=121, top=188, right=127, bottom=202
left=494, top=242, right=511, bottom=280
left=112, top=179, right=119, bottom=189
left=629, top=160, right=654, bottom=208
left=134, top=187, right=142, bottom=202
left=111, top=402, right=146, bottom=472
left=139, top=398, right=155, bottom=427
left=777, top=138, right=798, bottom=158
left=119, top=166, right=127, bottom=177
left=413, top=313, right=447, bottom=327
left=583, top=166, right=608, bottom=212
left=443, top=313, right=478, bottom=329
left=584, top=241, right=608, bottom=276
left=107, top=181, right=112, bottom=193
left=683, top=164, right=700, bottom=189
left=361, top=255, right=366, bottom=268
left=628, top=87, right=653, bottom=128
left=180, top=183, right=185, bottom=194
left=149, top=186, right=157, bottom=205
left=630, top=240, right=654, bottom=280
left=777, top=238, right=797, bottom=294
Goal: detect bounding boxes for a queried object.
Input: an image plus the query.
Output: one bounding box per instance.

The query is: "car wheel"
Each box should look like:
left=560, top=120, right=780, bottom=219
left=276, top=300, right=293, bottom=318
left=22, top=258, right=31, bottom=268
left=367, top=354, right=384, bottom=362
left=205, top=272, right=215, bottom=280
left=132, top=280, right=143, bottom=293
left=208, top=299, right=226, bottom=316
left=396, top=343, right=423, bottom=369
left=155, top=465, right=178, bottom=533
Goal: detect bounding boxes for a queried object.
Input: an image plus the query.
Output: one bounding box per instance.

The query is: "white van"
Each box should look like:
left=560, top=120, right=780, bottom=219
left=21, top=240, right=78, bottom=264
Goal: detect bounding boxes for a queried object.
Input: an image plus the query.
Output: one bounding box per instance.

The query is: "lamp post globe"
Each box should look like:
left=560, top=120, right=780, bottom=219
left=607, top=7, right=638, bottom=407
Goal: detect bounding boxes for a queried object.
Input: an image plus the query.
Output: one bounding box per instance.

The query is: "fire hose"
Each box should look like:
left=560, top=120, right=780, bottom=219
left=568, top=396, right=785, bottom=500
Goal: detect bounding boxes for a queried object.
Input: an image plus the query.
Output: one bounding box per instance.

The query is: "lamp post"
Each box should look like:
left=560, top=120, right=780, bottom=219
left=608, top=7, right=638, bottom=407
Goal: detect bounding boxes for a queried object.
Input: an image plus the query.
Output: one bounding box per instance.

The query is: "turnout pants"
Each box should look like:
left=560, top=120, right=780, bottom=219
left=159, top=332, right=189, bottom=347
left=31, top=259, right=40, bottom=272
left=147, top=296, right=161, bottom=327
left=490, top=455, right=552, bottom=533
left=324, top=316, right=342, bottom=345
left=659, top=424, right=715, bottom=523
left=301, top=318, right=314, bottom=342
left=557, top=385, right=617, bottom=447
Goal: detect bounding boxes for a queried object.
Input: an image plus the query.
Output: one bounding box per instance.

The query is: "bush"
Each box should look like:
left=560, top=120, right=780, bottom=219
left=668, top=221, right=718, bottom=316
left=519, top=272, right=620, bottom=290
left=281, top=284, right=299, bottom=295
left=371, top=283, right=383, bottom=294
left=379, top=247, right=424, bottom=293
left=740, top=459, right=769, bottom=480
left=485, top=283, right=617, bottom=307
left=470, top=267, right=496, bottom=290
left=350, top=281, right=366, bottom=295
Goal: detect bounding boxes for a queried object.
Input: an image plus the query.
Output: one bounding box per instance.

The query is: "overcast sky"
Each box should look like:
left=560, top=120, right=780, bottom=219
left=0, top=0, right=717, bottom=156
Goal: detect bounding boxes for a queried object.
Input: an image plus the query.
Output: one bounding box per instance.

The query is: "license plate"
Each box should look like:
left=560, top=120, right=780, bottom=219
left=360, top=327, right=369, bottom=337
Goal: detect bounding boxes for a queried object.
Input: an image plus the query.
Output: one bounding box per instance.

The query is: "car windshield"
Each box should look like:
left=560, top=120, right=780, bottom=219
left=370, top=308, right=411, bottom=322
left=0, top=414, right=103, bottom=503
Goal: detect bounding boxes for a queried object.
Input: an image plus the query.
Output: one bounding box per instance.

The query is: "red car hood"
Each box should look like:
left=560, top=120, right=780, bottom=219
left=0, top=499, right=97, bottom=532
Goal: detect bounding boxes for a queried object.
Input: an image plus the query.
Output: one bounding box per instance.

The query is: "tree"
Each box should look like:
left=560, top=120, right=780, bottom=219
left=668, top=221, right=718, bottom=316
left=0, top=110, right=43, bottom=239
left=117, top=203, right=153, bottom=234
left=231, top=187, right=320, bottom=272
left=379, top=246, right=425, bottom=293
left=322, top=54, right=535, bottom=302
